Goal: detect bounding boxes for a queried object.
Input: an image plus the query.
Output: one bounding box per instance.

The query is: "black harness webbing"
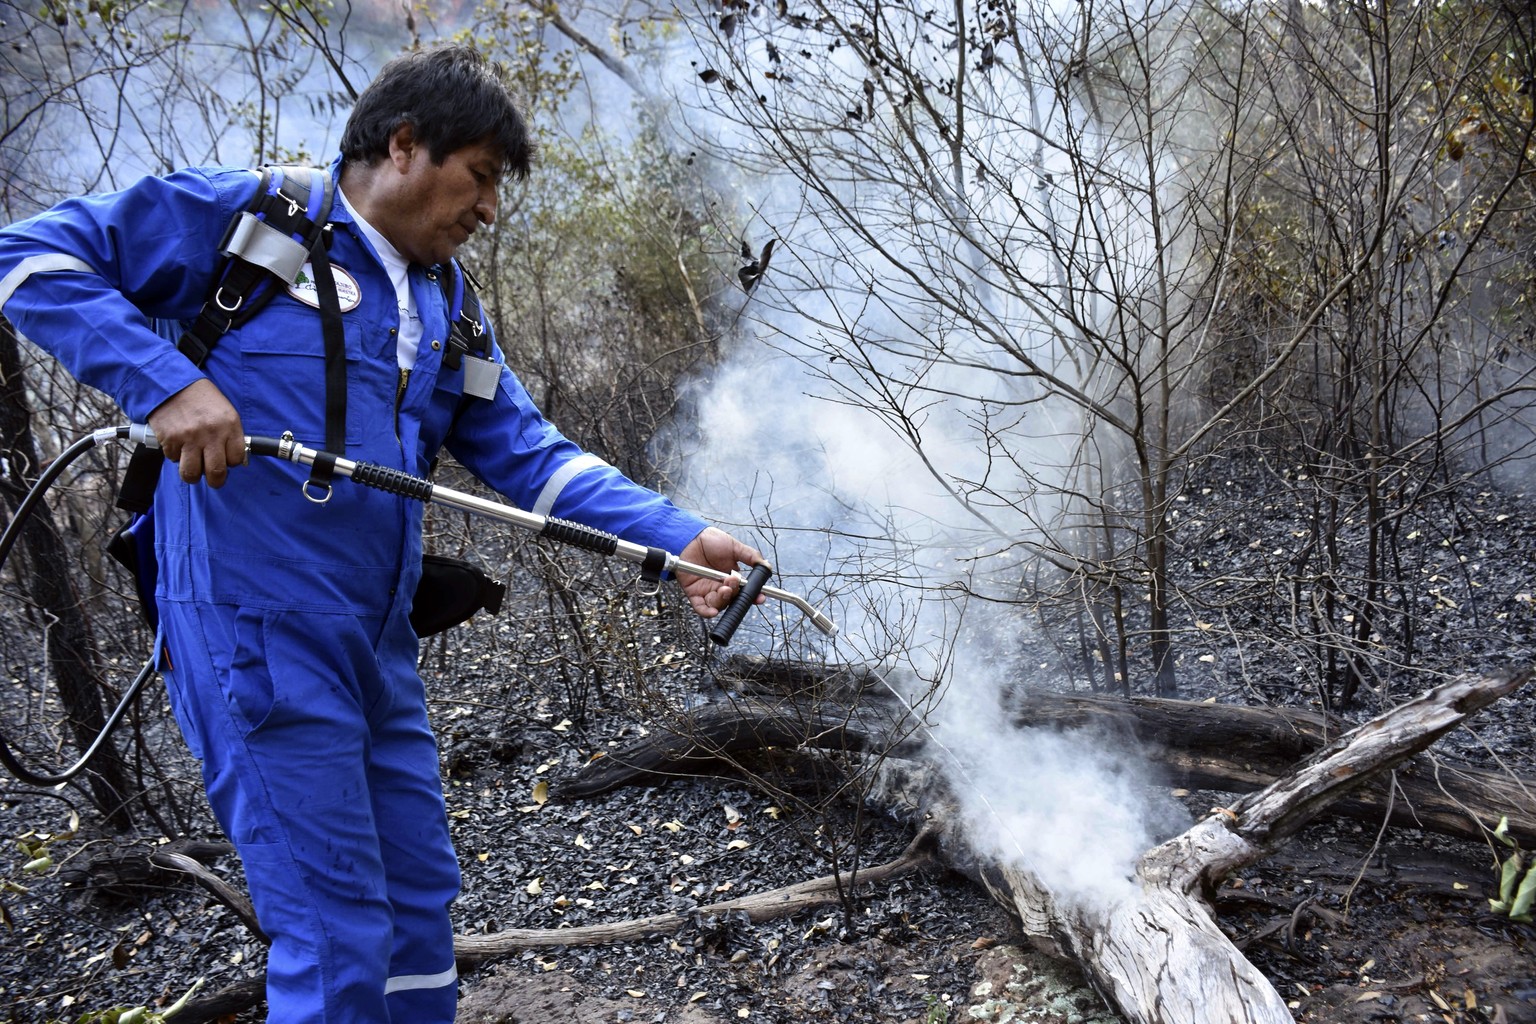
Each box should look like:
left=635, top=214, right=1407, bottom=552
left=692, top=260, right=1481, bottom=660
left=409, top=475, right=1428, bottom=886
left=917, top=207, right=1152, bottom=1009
left=115, top=164, right=495, bottom=512
left=442, top=262, right=488, bottom=371
left=183, top=166, right=334, bottom=367
left=306, top=232, right=347, bottom=494
left=116, top=166, right=336, bottom=514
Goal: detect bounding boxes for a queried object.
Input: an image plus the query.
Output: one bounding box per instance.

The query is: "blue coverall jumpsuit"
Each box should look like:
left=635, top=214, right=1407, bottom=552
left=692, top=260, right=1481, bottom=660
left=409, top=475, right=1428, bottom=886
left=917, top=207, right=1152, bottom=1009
left=0, top=164, right=707, bottom=1021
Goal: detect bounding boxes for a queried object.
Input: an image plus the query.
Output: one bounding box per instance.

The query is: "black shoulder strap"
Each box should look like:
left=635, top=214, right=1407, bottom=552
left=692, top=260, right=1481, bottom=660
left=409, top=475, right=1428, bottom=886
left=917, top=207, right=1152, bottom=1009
left=116, top=166, right=336, bottom=513
left=177, top=166, right=335, bottom=366
left=424, top=261, right=496, bottom=481
left=304, top=234, right=347, bottom=496
left=439, top=259, right=492, bottom=371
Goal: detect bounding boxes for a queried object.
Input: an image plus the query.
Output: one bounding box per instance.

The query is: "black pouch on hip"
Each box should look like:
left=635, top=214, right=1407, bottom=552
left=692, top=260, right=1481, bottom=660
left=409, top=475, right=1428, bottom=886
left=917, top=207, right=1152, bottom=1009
left=409, top=554, right=506, bottom=637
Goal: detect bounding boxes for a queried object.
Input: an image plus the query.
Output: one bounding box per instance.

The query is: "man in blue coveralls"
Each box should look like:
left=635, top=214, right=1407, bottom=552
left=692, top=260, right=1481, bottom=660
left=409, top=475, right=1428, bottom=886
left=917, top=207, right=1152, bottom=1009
left=0, top=43, right=762, bottom=1022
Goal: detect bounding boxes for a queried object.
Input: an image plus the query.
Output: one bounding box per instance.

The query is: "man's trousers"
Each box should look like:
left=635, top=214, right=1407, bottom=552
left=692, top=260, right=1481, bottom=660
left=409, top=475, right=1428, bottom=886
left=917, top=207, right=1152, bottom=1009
left=159, top=600, right=460, bottom=1022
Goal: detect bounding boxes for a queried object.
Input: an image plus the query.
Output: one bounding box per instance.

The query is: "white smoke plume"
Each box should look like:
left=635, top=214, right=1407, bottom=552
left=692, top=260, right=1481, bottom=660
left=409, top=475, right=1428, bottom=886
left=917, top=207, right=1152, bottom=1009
left=653, top=0, right=1196, bottom=906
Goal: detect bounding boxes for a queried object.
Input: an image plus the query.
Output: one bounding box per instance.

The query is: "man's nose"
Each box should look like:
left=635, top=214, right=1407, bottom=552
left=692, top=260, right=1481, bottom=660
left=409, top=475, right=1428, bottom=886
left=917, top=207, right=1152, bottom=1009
left=476, top=187, right=497, bottom=226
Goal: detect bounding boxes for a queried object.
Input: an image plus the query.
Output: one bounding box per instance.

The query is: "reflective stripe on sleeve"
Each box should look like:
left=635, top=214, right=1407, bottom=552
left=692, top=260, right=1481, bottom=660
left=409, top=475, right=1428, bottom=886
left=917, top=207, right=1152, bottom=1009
left=0, top=253, right=96, bottom=310
left=532, top=453, right=609, bottom=517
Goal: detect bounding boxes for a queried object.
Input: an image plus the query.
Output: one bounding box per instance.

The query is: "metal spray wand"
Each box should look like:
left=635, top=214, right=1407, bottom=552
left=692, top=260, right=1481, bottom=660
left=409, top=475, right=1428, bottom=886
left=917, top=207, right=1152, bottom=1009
left=232, top=430, right=838, bottom=645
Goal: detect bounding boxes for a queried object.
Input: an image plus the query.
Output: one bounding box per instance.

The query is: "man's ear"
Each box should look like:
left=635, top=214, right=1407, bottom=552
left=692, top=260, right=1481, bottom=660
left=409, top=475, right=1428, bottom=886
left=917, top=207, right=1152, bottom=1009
left=388, top=123, right=419, bottom=172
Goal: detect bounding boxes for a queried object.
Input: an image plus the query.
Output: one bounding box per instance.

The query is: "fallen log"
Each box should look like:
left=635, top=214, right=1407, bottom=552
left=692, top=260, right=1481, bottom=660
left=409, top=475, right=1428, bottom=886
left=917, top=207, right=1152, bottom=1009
left=554, top=698, right=920, bottom=801
left=1005, top=690, right=1535, bottom=845
left=57, top=837, right=235, bottom=892
left=165, top=978, right=265, bottom=1024
left=555, top=661, right=1532, bottom=1024
left=1157, top=745, right=1536, bottom=846
left=941, top=666, right=1534, bottom=1024
left=1004, top=690, right=1535, bottom=846
left=572, top=657, right=1533, bottom=847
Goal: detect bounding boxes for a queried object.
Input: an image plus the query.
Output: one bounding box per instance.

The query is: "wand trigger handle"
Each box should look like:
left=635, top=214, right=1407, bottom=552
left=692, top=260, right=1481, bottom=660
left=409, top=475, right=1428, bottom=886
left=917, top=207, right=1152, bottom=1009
left=708, top=561, right=772, bottom=646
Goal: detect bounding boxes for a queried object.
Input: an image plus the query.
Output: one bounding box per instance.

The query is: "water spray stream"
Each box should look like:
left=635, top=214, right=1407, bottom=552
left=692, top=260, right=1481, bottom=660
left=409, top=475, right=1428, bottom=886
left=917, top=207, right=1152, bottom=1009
left=652, top=0, right=1197, bottom=913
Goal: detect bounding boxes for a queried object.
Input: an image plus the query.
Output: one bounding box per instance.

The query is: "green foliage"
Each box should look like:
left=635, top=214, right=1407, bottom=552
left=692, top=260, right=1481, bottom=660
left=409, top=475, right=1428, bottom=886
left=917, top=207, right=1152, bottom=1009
left=922, top=993, right=950, bottom=1023
left=488, top=113, right=731, bottom=481
left=5, top=813, right=78, bottom=933
left=454, top=3, right=584, bottom=122
left=47, top=979, right=205, bottom=1024
left=37, top=0, right=127, bottom=32
left=11, top=810, right=79, bottom=877
left=1489, top=817, right=1536, bottom=923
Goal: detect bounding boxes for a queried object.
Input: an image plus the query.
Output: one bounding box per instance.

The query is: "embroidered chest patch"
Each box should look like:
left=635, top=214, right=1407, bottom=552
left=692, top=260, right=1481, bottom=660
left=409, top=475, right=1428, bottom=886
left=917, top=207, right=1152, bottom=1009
left=287, top=263, right=363, bottom=312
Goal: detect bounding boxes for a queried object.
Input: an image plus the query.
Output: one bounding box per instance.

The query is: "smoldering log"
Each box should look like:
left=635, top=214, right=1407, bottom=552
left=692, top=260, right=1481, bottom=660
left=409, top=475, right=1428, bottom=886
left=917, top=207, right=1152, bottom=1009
left=922, top=666, right=1532, bottom=1024
left=567, top=655, right=1533, bottom=847
left=556, top=660, right=1531, bottom=1024
left=555, top=698, right=921, bottom=801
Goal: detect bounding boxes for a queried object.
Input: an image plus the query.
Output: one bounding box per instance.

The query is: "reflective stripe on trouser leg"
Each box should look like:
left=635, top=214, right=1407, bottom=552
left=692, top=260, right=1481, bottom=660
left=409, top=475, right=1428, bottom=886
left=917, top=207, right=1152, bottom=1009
left=158, top=601, right=459, bottom=1023
left=371, top=618, right=461, bottom=1020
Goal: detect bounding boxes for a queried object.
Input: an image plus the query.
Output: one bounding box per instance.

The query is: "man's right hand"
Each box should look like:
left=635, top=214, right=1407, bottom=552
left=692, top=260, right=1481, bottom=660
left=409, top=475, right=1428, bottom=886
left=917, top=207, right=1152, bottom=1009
left=146, top=378, right=246, bottom=487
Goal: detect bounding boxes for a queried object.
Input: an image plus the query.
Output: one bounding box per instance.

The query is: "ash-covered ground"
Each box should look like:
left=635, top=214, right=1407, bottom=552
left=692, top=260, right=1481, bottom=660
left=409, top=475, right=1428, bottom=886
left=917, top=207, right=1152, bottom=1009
left=3, top=452, right=1536, bottom=1023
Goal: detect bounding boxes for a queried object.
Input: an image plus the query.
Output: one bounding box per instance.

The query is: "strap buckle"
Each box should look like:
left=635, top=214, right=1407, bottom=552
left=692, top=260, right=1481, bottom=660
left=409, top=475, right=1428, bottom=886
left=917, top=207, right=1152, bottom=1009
left=275, top=184, right=304, bottom=219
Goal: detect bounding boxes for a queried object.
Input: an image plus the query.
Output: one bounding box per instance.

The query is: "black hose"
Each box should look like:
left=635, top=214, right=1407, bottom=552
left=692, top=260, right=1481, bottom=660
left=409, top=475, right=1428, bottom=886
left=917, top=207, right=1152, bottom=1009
left=0, top=430, right=103, bottom=569
left=0, top=658, right=156, bottom=786
left=0, top=426, right=155, bottom=785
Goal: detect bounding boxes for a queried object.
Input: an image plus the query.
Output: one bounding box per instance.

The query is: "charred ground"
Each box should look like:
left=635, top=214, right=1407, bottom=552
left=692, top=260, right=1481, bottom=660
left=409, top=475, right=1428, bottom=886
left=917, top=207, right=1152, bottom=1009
left=2, top=451, right=1536, bottom=1024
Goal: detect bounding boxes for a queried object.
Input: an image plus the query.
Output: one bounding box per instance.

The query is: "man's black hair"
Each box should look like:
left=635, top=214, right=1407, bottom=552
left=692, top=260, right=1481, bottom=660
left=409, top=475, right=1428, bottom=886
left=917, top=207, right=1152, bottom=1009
left=340, top=43, right=533, bottom=178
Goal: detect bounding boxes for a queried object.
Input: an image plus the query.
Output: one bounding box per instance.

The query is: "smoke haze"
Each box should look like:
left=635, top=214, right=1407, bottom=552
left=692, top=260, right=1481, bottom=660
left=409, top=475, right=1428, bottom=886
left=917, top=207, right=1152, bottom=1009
left=651, top=0, right=1193, bottom=906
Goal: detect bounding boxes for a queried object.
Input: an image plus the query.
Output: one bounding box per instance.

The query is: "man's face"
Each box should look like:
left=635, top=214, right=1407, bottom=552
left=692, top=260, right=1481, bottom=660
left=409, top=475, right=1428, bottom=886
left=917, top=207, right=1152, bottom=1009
left=385, top=131, right=504, bottom=267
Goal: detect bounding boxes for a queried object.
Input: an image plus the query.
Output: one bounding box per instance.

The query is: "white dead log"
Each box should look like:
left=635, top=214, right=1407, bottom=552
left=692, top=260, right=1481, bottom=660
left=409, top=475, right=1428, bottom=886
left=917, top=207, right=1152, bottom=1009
left=924, top=665, right=1533, bottom=1024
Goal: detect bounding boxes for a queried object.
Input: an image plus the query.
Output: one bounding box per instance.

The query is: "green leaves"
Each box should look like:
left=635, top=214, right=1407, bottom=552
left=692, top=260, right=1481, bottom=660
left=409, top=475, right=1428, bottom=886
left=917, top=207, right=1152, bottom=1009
left=50, top=978, right=204, bottom=1024
left=1488, top=816, right=1535, bottom=923
left=13, top=810, right=79, bottom=876
left=1506, top=868, right=1536, bottom=922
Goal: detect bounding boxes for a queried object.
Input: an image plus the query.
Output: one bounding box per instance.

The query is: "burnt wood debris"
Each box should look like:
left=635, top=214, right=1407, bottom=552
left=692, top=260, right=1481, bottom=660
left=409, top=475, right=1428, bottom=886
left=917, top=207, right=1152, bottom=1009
left=67, top=654, right=1536, bottom=1024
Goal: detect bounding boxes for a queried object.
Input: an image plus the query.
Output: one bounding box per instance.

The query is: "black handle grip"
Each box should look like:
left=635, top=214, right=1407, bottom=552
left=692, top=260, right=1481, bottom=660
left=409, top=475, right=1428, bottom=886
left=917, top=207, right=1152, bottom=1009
left=351, top=461, right=435, bottom=502
left=540, top=517, right=621, bottom=556
left=708, top=562, right=772, bottom=646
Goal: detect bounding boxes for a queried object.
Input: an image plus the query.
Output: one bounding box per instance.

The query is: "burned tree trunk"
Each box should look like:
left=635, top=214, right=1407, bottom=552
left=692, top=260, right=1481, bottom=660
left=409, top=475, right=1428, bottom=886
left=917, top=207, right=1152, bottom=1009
left=0, top=316, right=133, bottom=827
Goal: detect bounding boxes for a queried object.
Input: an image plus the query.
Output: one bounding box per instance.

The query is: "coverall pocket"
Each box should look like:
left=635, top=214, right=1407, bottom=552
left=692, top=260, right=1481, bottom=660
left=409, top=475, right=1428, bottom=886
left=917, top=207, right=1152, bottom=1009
left=221, top=607, right=279, bottom=736
left=236, top=306, right=364, bottom=447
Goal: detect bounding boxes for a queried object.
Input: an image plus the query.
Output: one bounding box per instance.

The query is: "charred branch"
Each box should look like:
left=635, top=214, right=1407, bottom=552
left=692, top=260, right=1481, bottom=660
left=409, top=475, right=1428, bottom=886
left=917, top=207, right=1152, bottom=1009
left=452, top=825, right=940, bottom=965
left=555, top=659, right=1533, bottom=1024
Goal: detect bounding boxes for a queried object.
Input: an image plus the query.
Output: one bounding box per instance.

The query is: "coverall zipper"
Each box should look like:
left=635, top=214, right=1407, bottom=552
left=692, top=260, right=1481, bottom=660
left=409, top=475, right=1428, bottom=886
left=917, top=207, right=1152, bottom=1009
left=395, top=367, right=410, bottom=437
